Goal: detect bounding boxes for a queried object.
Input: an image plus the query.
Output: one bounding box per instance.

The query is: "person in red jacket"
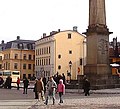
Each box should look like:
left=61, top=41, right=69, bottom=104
left=57, top=79, right=65, bottom=104
left=17, top=77, right=20, bottom=90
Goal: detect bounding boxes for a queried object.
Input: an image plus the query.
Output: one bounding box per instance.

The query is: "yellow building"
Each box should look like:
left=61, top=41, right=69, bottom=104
left=35, top=27, right=86, bottom=80
left=0, top=36, right=35, bottom=79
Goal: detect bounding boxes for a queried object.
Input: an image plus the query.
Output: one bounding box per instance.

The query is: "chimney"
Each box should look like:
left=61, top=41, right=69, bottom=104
left=43, top=33, right=46, bottom=38
left=58, top=29, right=60, bottom=32
left=17, top=36, right=20, bottom=40
left=73, top=26, right=78, bottom=32
left=50, top=31, right=57, bottom=36
left=1, top=40, right=4, bottom=44
left=113, top=37, right=117, bottom=50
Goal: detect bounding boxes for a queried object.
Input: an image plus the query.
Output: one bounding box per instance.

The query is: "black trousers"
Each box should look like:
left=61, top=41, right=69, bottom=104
left=59, top=92, right=63, bottom=103
left=85, top=89, right=90, bottom=96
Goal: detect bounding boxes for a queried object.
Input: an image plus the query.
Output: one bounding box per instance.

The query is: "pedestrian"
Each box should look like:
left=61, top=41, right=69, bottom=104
left=82, top=75, right=87, bottom=93
left=44, top=76, right=57, bottom=105
left=33, top=79, right=38, bottom=99
left=83, top=79, right=90, bottom=96
left=36, top=77, right=44, bottom=101
left=57, top=79, right=65, bottom=104
left=0, top=77, right=4, bottom=87
left=62, top=73, right=66, bottom=85
left=5, top=76, right=12, bottom=89
left=116, top=68, right=120, bottom=78
left=17, top=77, right=20, bottom=90
left=42, top=76, right=47, bottom=94
left=23, top=77, right=29, bottom=94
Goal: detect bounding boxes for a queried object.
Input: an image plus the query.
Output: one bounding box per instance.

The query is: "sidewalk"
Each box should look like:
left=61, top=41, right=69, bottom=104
left=13, top=81, right=120, bottom=94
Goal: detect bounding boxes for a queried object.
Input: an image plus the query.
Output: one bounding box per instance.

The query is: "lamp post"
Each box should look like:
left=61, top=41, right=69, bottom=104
left=69, top=61, right=72, bottom=83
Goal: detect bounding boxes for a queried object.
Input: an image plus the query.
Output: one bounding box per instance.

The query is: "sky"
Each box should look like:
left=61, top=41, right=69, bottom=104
left=0, top=0, right=119, bottom=43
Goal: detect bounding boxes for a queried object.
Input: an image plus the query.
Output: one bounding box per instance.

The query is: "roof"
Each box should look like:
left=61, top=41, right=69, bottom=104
left=0, top=38, right=35, bottom=51
left=36, top=29, right=86, bottom=42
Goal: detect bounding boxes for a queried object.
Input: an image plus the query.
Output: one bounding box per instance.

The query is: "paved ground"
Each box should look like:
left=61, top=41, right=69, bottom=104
left=0, top=88, right=120, bottom=109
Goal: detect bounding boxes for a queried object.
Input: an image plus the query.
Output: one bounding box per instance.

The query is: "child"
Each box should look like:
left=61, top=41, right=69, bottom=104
left=57, top=79, right=65, bottom=104
left=44, top=76, right=57, bottom=105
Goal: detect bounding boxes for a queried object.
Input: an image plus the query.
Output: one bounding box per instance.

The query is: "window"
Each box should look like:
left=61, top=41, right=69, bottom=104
left=28, top=55, right=32, bottom=60
left=14, top=54, right=18, bottom=59
left=28, top=74, right=31, bottom=79
left=69, top=50, right=72, bottom=54
left=0, top=64, right=2, bottom=69
left=49, top=46, right=50, bottom=54
left=49, top=58, right=50, bottom=65
left=23, top=54, right=26, bottom=60
left=58, top=65, right=61, bottom=70
left=23, top=64, right=26, bottom=69
left=38, top=59, right=39, bottom=66
left=23, top=74, right=26, bottom=79
left=80, top=58, right=82, bottom=65
left=42, top=59, right=43, bottom=65
left=36, top=59, right=37, bottom=66
left=8, top=54, right=10, bottom=59
left=28, top=64, right=31, bottom=69
left=68, top=33, right=71, bottom=39
left=0, top=56, right=2, bottom=60
left=47, top=47, right=48, bottom=54
left=58, top=54, right=61, bottom=59
left=14, top=63, right=18, bottom=69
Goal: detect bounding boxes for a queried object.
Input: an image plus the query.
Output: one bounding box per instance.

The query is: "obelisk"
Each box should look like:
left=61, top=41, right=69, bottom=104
left=84, top=0, right=113, bottom=89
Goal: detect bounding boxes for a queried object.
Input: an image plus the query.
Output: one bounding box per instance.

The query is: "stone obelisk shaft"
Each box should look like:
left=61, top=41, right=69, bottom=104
left=84, top=0, right=113, bottom=89
left=89, top=0, right=106, bottom=26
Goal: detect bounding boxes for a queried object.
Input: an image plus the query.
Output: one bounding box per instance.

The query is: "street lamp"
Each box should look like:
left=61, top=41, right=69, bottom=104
left=69, top=61, right=72, bottom=82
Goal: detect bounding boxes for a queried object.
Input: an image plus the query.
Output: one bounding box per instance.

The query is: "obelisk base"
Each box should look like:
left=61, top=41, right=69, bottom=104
left=84, top=64, right=120, bottom=89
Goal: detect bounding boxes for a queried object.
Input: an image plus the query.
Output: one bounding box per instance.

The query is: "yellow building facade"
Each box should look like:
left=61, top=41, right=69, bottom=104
left=35, top=28, right=86, bottom=80
left=0, top=36, right=35, bottom=79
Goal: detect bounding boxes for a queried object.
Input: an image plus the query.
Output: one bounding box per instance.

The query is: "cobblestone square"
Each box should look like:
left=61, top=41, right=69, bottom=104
left=0, top=88, right=120, bottom=109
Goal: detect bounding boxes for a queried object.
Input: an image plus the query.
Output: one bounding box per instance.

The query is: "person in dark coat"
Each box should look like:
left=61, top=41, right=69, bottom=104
left=0, top=77, right=4, bottom=86
left=5, top=76, right=12, bottom=89
left=42, top=76, right=47, bottom=94
left=34, top=79, right=38, bottom=99
left=62, top=73, right=66, bottom=85
left=83, top=79, right=90, bottom=96
left=82, top=75, right=87, bottom=93
left=23, top=77, right=29, bottom=94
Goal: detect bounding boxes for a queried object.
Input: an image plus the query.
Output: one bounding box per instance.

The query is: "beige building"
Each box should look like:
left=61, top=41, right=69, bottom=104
left=0, top=36, right=35, bottom=79
left=35, top=27, right=86, bottom=80
left=0, top=52, right=4, bottom=71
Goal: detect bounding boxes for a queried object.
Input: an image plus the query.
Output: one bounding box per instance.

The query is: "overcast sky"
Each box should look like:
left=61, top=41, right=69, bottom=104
left=0, top=0, right=119, bottom=43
